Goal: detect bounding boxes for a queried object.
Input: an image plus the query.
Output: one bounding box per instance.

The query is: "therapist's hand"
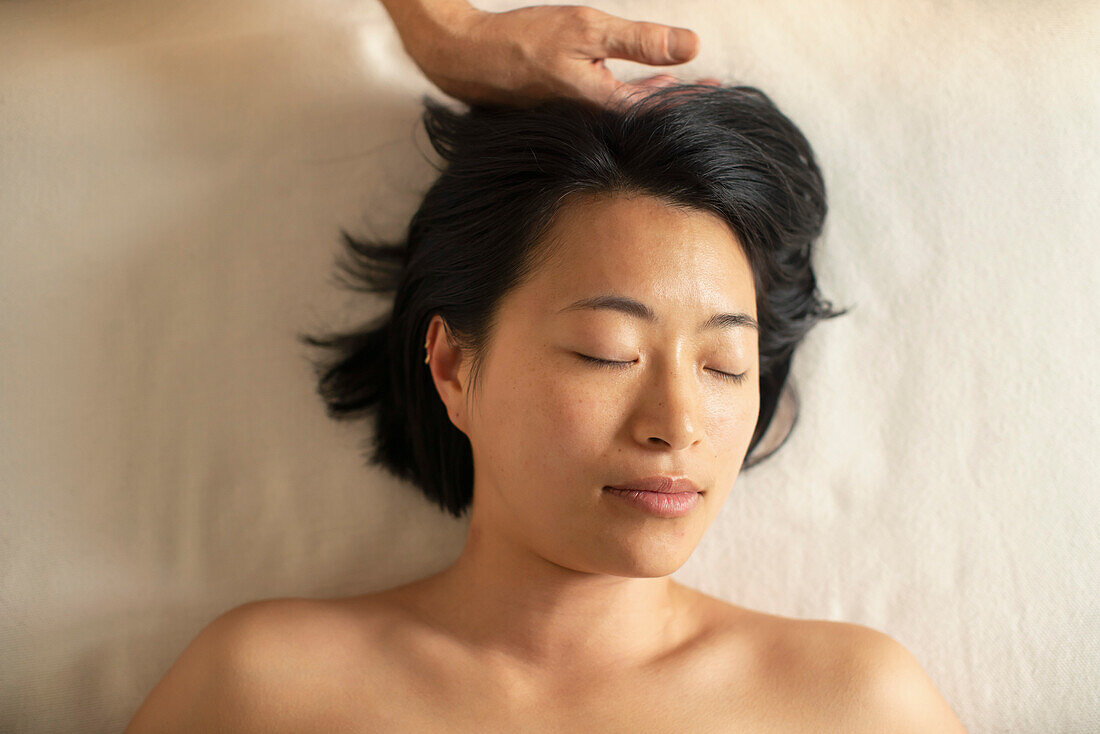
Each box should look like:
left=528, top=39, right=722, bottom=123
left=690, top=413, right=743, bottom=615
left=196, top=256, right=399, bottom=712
left=381, top=0, right=717, bottom=111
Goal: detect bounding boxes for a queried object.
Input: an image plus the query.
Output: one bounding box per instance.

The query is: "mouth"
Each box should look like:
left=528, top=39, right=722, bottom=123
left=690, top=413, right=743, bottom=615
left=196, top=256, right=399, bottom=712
left=604, top=475, right=702, bottom=494
left=602, top=486, right=701, bottom=518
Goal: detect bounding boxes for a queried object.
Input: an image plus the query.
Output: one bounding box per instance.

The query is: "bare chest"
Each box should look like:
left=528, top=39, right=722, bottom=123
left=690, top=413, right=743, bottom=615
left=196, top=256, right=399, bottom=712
left=306, top=669, right=810, bottom=733
left=294, top=616, right=842, bottom=733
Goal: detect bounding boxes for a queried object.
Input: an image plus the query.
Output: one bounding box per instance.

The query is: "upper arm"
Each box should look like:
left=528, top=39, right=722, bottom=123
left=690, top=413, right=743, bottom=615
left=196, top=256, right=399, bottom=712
left=845, top=626, right=969, bottom=733
left=123, top=600, right=309, bottom=734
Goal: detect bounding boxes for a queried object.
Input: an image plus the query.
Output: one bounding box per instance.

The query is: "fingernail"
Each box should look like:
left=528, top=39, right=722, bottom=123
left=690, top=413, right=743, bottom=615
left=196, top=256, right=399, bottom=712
left=667, top=29, right=696, bottom=61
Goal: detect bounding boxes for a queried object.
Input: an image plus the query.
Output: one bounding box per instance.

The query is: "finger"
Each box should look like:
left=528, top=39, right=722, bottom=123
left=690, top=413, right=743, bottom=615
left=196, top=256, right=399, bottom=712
left=591, top=16, right=700, bottom=65
left=633, top=73, right=681, bottom=88
left=579, top=72, right=697, bottom=113
left=601, top=77, right=712, bottom=112
left=631, top=73, right=720, bottom=89
left=603, top=81, right=665, bottom=112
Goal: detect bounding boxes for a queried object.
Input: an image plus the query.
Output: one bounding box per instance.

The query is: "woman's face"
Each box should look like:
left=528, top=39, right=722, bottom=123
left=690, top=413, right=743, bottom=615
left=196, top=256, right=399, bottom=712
left=434, top=192, right=760, bottom=578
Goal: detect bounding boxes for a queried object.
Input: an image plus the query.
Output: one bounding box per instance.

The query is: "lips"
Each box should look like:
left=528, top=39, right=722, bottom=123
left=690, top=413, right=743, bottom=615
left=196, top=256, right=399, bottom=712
left=604, top=475, right=702, bottom=494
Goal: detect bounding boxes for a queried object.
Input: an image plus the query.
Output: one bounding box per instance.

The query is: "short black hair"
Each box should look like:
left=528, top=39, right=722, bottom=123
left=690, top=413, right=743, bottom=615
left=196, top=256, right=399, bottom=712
left=299, top=83, right=849, bottom=519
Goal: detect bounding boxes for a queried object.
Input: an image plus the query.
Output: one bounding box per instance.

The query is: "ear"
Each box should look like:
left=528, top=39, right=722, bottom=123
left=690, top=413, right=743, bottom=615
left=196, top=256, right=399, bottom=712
left=423, top=314, right=471, bottom=435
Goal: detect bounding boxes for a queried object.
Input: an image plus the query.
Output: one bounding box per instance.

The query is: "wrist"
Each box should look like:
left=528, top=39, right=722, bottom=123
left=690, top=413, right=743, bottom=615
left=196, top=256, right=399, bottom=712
left=380, top=0, right=483, bottom=46
left=391, top=1, right=491, bottom=82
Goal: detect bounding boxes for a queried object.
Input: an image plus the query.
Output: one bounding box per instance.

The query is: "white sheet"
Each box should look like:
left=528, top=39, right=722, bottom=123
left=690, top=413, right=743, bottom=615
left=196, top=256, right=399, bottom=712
left=1, top=0, right=1097, bottom=731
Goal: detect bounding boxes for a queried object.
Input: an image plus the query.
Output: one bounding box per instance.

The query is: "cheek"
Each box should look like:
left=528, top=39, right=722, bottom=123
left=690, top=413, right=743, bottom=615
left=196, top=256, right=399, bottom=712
left=537, top=373, right=757, bottom=452
left=541, top=376, right=616, bottom=447
left=724, top=380, right=760, bottom=423
left=711, top=384, right=760, bottom=458
left=484, top=355, right=760, bottom=477
left=527, top=365, right=612, bottom=457
left=478, top=357, right=604, bottom=481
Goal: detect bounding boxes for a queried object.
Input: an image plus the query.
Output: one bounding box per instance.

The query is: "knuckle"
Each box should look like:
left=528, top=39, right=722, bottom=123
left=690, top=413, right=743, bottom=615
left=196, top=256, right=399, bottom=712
left=636, top=23, right=668, bottom=58
left=566, top=5, right=599, bottom=25
left=563, top=5, right=602, bottom=40
left=578, top=25, right=604, bottom=48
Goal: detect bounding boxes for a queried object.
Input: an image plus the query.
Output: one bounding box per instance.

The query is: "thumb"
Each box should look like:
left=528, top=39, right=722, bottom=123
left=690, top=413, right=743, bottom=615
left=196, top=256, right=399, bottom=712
left=598, top=19, right=699, bottom=65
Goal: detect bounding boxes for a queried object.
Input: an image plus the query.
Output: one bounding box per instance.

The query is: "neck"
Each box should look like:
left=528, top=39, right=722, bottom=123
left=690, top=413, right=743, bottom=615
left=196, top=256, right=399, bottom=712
left=394, top=518, right=704, bottom=674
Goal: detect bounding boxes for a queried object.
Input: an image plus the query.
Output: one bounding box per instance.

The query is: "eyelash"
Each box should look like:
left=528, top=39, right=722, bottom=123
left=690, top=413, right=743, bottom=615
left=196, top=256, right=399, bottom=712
left=575, top=354, right=748, bottom=385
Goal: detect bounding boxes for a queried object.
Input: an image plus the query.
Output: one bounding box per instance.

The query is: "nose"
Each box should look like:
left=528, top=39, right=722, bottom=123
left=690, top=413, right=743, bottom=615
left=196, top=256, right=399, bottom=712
left=632, top=356, right=702, bottom=450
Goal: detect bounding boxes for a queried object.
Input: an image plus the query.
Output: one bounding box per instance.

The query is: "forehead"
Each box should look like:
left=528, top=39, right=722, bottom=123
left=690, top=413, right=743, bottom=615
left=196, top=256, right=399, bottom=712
left=525, top=192, right=756, bottom=313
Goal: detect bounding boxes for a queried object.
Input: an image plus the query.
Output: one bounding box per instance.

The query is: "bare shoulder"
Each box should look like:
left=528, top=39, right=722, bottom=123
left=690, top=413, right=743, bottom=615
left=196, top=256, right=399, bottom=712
left=772, top=618, right=968, bottom=733
left=124, top=597, right=366, bottom=733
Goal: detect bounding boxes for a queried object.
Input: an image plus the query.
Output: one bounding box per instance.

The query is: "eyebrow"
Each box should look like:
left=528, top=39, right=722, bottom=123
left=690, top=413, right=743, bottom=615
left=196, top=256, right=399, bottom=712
left=557, top=294, right=759, bottom=333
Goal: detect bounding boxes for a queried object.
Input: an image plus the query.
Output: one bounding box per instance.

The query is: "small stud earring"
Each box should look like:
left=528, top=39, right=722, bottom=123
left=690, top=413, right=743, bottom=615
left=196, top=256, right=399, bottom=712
left=424, top=340, right=431, bottom=364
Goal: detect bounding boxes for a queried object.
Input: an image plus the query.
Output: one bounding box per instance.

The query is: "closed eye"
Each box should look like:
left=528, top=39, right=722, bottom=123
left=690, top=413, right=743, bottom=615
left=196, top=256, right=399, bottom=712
left=575, top=353, right=748, bottom=385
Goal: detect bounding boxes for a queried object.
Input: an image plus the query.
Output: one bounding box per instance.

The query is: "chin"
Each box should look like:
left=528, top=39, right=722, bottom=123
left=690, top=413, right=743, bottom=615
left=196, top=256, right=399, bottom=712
left=596, top=542, right=697, bottom=579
